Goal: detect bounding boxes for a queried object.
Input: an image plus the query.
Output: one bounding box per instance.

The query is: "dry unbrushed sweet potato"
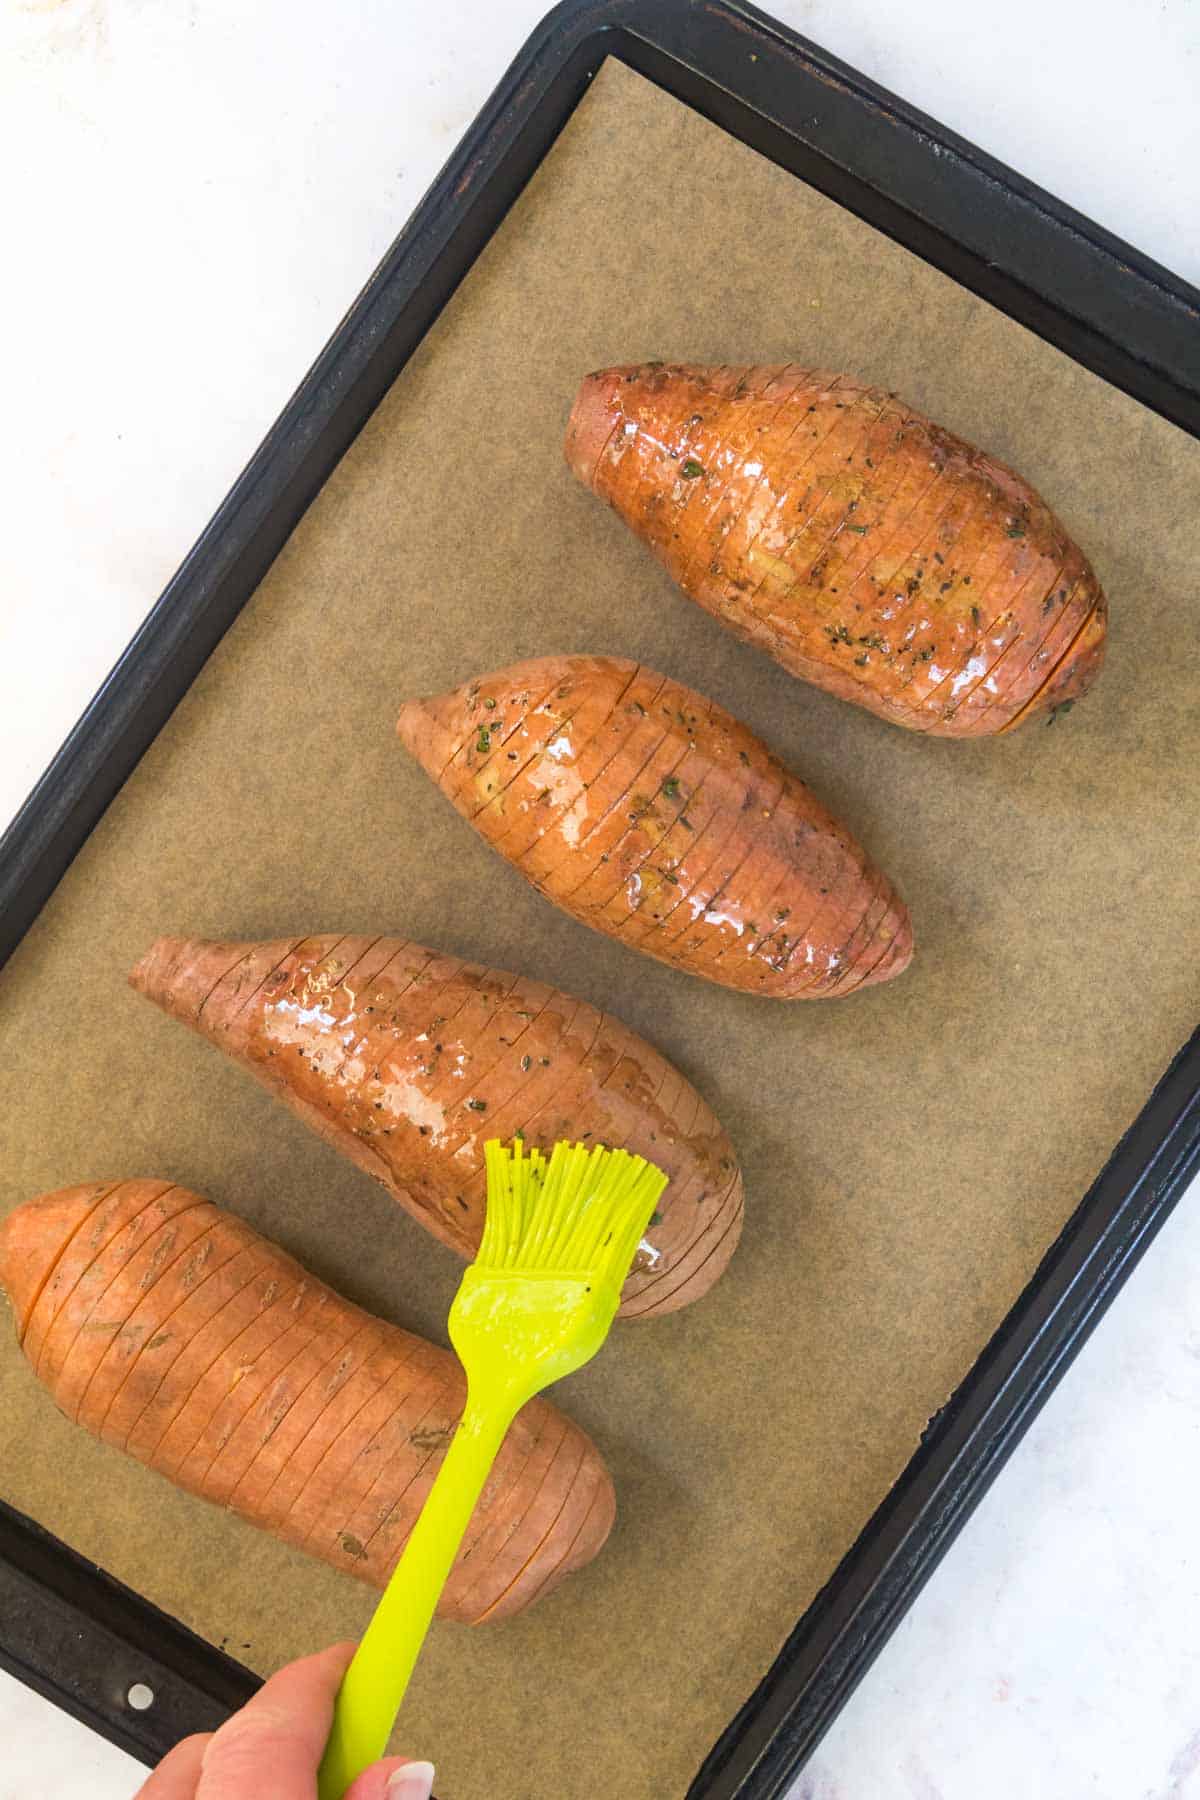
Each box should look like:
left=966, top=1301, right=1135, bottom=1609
left=0, top=1180, right=613, bottom=1622
left=397, top=655, right=911, bottom=998
left=565, top=364, right=1107, bottom=736
left=130, top=937, right=742, bottom=1318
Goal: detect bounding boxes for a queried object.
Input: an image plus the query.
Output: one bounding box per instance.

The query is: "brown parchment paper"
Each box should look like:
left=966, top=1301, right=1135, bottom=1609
left=2, top=58, right=1198, bottom=1799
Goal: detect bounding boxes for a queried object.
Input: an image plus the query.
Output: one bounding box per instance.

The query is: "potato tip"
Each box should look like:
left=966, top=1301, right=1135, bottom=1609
left=395, top=697, right=427, bottom=755
left=564, top=368, right=629, bottom=489
left=0, top=1184, right=115, bottom=1341
left=128, top=935, right=188, bottom=1002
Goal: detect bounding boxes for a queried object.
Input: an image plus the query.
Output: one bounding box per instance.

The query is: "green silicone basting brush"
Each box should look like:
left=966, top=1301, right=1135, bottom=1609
left=316, top=1136, right=668, bottom=1800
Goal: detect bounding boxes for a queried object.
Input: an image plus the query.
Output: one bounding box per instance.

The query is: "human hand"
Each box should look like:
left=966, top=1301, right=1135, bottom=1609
left=133, top=1641, right=434, bottom=1799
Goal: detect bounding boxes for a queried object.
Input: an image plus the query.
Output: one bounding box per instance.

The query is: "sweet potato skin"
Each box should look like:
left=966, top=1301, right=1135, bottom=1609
left=129, top=936, right=743, bottom=1318
left=397, top=655, right=911, bottom=999
left=0, top=1182, right=614, bottom=1623
left=565, top=364, right=1107, bottom=736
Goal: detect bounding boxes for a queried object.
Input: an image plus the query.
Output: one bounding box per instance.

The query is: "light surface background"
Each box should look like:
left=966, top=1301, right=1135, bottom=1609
left=1, top=3, right=1197, bottom=1797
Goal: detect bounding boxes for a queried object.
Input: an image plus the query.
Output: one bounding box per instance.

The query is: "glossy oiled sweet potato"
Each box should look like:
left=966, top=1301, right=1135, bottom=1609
left=397, top=655, right=911, bottom=998
left=565, top=364, right=1107, bottom=735
left=129, top=937, right=742, bottom=1318
left=0, top=1181, right=613, bottom=1622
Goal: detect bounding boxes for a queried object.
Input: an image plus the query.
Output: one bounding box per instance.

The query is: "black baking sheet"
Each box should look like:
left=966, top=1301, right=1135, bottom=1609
left=1, top=4, right=1198, bottom=1796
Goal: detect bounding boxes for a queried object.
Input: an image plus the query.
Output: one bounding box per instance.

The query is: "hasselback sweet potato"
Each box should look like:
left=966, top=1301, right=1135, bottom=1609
left=0, top=1180, right=614, bottom=1623
left=397, top=655, right=911, bottom=998
left=129, top=937, right=742, bottom=1318
left=565, top=364, right=1107, bottom=736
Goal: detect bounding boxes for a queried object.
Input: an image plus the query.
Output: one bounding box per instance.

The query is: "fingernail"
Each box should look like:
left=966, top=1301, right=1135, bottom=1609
left=386, top=1762, right=436, bottom=1799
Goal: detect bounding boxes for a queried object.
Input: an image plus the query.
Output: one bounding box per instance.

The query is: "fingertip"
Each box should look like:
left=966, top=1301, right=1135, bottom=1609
left=341, top=1755, right=435, bottom=1800
left=385, top=1760, right=436, bottom=1797
left=263, top=1638, right=355, bottom=1692
left=206, top=1640, right=359, bottom=1774
left=306, top=1637, right=356, bottom=1662
left=132, top=1730, right=212, bottom=1796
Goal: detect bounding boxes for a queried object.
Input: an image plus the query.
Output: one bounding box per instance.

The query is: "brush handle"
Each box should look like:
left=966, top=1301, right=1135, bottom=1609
left=317, top=1393, right=517, bottom=1800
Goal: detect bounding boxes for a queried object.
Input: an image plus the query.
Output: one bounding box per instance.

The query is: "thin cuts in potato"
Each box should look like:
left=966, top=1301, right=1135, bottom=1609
left=0, top=1180, right=613, bottom=1622
left=397, top=655, right=911, bottom=999
left=130, top=937, right=743, bottom=1319
left=565, top=363, right=1107, bottom=735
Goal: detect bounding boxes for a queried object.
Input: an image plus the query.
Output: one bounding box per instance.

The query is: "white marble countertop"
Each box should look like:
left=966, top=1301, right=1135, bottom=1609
left=2, top=2, right=1197, bottom=1795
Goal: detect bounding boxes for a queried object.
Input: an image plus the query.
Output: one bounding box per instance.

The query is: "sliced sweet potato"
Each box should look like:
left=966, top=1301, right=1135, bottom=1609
left=565, top=363, right=1106, bottom=734
left=0, top=1182, right=614, bottom=1624
left=130, top=934, right=743, bottom=1316
left=398, top=655, right=911, bottom=998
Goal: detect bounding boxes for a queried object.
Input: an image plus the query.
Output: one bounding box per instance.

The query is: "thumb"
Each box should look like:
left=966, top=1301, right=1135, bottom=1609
left=341, top=1755, right=436, bottom=1800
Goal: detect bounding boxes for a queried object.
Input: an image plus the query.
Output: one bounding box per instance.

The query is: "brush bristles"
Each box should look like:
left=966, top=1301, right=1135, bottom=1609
left=479, top=1139, right=668, bottom=1288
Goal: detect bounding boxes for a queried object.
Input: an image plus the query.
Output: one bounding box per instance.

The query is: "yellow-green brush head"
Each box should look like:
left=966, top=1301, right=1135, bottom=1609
left=449, top=1139, right=669, bottom=1404
left=479, top=1137, right=668, bottom=1289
